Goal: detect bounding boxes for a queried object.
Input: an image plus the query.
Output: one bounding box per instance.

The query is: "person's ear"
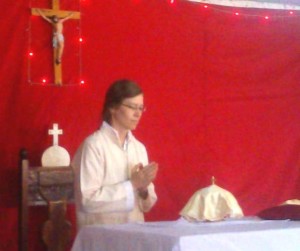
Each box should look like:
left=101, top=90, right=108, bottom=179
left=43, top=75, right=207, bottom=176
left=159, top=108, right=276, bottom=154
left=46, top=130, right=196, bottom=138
left=109, top=106, right=117, bottom=115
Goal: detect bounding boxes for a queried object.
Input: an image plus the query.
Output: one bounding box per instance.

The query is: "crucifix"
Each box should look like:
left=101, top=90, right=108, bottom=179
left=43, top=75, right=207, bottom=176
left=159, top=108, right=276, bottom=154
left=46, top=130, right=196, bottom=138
left=31, top=0, right=80, bottom=85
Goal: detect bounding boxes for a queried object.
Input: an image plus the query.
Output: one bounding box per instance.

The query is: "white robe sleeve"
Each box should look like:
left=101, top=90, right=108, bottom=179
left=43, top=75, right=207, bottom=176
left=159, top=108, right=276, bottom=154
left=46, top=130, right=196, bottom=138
left=75, top=140, right=135, bottom=214
left=138, top=182, right=158, bottom=212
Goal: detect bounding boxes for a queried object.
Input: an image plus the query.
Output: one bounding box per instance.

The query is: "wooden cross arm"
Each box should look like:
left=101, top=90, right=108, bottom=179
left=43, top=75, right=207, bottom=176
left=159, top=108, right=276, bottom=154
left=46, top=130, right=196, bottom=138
left=31, top=8, right=81, bottom=19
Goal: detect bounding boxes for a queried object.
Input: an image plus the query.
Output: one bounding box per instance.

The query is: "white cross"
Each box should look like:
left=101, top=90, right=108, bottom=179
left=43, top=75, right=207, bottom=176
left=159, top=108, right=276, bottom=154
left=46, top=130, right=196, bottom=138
left=48, top=123, right=63, bottom=146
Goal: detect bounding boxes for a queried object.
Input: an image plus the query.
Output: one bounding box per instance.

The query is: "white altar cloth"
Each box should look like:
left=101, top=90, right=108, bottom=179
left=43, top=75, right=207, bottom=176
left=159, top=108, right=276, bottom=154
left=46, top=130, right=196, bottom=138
left=71, top=217, right=300, bottom=251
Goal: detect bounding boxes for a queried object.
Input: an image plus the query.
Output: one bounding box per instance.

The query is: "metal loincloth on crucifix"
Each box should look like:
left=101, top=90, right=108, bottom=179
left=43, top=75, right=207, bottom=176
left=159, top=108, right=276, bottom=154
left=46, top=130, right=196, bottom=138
left=31, top=0, right=80, bottom=85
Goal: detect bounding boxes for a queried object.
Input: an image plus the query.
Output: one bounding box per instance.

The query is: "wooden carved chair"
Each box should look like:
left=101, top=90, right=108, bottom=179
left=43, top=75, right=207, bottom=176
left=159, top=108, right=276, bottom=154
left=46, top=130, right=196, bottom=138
left=19, top=149, right=74, bottom=251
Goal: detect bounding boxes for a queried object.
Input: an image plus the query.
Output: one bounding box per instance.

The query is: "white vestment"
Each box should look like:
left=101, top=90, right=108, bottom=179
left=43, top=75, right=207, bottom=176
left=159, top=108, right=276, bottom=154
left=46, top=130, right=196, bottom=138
left=72, top=122, right=157, bottom=229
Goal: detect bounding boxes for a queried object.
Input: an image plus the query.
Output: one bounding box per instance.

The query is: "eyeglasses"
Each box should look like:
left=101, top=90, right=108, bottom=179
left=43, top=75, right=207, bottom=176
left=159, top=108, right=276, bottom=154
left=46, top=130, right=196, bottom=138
left=121, top=103, right=146, bottom=113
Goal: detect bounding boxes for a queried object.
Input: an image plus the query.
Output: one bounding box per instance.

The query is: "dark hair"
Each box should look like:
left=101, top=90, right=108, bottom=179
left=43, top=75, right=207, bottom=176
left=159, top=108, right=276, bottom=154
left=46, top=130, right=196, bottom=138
left=51, top=15, right=59, bottom=23
left=102, top=79, right=143, bottom=123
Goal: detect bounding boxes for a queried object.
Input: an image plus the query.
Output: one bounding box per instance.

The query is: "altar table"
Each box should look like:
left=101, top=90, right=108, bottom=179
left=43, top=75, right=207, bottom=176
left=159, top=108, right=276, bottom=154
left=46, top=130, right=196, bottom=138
left=71, top=217, right=300, bottom=251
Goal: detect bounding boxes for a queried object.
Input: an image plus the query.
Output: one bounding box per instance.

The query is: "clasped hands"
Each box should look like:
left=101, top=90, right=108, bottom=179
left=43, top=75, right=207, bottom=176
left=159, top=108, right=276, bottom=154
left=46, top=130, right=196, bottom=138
left=130, top=162, right=158, bottom=195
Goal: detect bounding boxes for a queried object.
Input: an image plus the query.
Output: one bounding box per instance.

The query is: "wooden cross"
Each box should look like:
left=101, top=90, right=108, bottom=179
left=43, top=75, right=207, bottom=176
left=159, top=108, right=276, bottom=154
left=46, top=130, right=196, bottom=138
left=48, top=123, right=63, bottom=146
left=31, top=0, right=80, bottom=85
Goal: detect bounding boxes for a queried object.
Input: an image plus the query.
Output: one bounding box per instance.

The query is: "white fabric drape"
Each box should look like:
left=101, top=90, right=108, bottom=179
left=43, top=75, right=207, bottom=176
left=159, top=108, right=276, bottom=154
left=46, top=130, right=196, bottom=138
left=187, top=0, right=300, bottom=10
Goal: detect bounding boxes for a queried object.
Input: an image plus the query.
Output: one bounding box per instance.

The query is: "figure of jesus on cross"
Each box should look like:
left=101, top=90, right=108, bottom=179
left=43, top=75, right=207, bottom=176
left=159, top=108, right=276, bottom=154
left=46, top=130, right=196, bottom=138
left=37, top=9, right=74, bottom=65
left=31, top=0, right=80, bottom=85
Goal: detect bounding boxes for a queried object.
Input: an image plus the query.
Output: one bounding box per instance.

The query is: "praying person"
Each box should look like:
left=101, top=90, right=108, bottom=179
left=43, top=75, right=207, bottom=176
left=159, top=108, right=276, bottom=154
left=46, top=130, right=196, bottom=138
left=72, top=79, right=159, bottom=229
left=36, top=9, right=74, bottom=64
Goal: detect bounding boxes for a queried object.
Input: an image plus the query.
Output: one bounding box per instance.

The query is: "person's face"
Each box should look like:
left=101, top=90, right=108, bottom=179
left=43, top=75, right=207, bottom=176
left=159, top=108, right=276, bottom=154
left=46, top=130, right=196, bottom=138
left=110, top=94, right=145, bottom=132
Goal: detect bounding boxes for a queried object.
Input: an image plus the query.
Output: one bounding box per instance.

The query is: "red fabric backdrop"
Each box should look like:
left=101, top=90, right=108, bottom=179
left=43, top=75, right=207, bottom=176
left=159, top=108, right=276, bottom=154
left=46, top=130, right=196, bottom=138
left=1, top=0, right=300, bottom=250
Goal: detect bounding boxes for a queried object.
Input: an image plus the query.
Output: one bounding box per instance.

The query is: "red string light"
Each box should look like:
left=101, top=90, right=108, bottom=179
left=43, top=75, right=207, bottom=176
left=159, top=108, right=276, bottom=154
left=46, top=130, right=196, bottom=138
left=41, top=78, right=47, bottom=85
